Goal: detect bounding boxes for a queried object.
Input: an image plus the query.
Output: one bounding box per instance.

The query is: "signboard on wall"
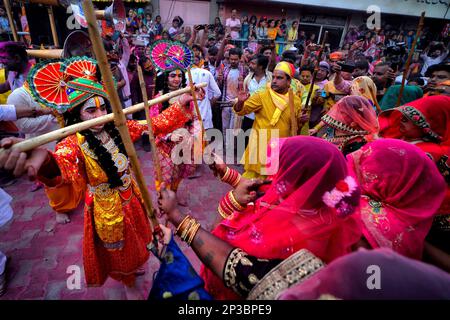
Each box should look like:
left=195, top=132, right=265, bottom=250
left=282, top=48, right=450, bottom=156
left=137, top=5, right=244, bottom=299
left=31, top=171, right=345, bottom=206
left=159, top=0, right=211, bottom=28
left=270, top=0, right=449, bottom=19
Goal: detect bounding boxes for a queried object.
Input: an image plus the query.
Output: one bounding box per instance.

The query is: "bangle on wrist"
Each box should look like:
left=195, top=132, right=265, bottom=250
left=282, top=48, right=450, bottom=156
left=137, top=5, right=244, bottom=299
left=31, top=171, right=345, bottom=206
left=229, top=191, right=245, bottom=211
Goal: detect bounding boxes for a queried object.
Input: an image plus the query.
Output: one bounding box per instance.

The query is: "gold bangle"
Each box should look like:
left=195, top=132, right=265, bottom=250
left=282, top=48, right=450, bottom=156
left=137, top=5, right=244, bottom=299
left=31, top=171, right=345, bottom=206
left=176, top=215, right=190, bottom=236
left=229, top=191, right=245, bottom=211
left=185, top=220, right=199, bottom=243
left=231, top=174, right=242, bottom=188
left=218, top=205, right=230, bottom=219
left=221, top=167, right=230, bottom=182
left=181, top=217, right=194, bottom=240
left=188, top=222, right=201, bottom=246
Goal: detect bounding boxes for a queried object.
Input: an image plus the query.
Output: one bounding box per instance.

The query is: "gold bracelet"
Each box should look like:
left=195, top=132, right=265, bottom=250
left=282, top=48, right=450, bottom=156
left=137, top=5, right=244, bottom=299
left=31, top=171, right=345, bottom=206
left=231, top=174, right=242, bottom=188
left=176, top=215, right=190, bottom=236
left=218, top=205, right=230, bottom=219
left=229, top=191, right=245, bottom=211
left=187, top=222, right=201, bottom=246
left=221, top=167, right=230, bottom=182
left=181, top=217, right=195, bottom=240
left=184, top=219, right=198, bottom=243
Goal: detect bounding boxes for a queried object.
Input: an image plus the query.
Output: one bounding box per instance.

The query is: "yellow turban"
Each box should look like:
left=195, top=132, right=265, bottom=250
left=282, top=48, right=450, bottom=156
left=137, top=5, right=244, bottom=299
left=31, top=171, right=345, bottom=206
left=274, top=61, right=296, bottom=78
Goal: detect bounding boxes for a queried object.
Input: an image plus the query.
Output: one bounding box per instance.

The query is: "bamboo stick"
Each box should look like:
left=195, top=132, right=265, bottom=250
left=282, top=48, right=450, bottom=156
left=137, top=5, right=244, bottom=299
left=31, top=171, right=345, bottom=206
left=0, top=84, right=205, bottom=154
left=187, top=67, right=204, bottom=134
left=187, top=67, right=205, bottom=161
left=288, top=88, right=298, bottom=136
left=3, top=0, right=18, bottom=41
left=26, top=49, right=63, bottom=59
left=395, top=12, right=425, bottom=108
left=47, top=6, right=60, bottom=48
left=82, top=0, right=161, bottom=233
left=137, top=65, right=163, bottom=183
left=304, top=31, right=328, bottom=113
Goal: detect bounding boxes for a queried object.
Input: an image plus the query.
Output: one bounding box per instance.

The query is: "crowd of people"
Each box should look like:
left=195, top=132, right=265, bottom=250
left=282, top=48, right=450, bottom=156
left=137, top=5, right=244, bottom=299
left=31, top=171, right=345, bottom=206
left=0, top=5, right=449, bottom=300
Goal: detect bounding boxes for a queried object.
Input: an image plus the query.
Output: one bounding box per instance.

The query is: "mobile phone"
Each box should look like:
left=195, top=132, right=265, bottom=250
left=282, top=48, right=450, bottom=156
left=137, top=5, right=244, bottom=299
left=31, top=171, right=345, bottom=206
left=337, top=62, right=355, bottom=73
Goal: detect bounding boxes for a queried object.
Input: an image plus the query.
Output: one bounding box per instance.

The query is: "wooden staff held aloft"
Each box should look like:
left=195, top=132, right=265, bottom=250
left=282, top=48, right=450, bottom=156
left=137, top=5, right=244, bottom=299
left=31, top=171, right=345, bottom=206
left=137, top=65, right=163, bottom=183
left=82, top=0, right=157, bottom=235
left=187, top=67, right=205, bottom=162
left=288, top=88, right=298, bottom=136
left=0, top=84, right=206, bottom=155
left=3, top=0, right=18, bottom=41
left=304, top=31, right=328, bottom=114
left=47, top=6, right=60, bottom=48
left=395, top=12, right=426, bottom=108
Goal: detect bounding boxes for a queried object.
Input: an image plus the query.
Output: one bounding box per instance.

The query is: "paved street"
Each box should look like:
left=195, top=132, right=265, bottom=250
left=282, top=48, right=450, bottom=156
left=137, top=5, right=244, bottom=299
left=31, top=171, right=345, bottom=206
left=0, top=145, right=233, bottom=300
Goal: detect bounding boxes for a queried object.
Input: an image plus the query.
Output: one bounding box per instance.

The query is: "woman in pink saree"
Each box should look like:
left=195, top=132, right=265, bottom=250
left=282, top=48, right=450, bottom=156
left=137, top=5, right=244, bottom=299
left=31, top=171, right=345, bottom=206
left=347, top=139, right=446, bottom=260
left=200, top=136, right=362, bottom=299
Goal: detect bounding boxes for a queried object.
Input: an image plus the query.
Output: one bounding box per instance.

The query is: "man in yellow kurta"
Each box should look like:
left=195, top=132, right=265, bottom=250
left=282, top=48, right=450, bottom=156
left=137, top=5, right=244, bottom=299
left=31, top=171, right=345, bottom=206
left=234, top=61, right=307, bottom=179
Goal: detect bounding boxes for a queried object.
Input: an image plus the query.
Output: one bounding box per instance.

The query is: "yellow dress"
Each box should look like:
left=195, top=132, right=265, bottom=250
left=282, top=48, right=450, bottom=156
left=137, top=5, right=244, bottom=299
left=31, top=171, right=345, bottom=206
left=0, top=69, right=11, bottom=104
left=234, top=88, right=303, bottom=179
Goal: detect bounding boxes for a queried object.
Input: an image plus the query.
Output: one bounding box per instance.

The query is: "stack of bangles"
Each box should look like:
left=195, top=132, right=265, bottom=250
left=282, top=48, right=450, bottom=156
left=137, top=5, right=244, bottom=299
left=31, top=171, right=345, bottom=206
left=218, top=190, right=246, bottom=219
left=175, top=215, right=201, bottom=246
left=220, top=167, right=241, bottom=188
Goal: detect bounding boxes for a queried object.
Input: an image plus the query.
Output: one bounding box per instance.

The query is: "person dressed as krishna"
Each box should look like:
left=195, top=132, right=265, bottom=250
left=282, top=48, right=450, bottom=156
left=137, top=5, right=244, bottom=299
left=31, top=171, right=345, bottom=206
left=0, top=57, right=203, bottom=287
left=149, top=68, right=204, bottom=206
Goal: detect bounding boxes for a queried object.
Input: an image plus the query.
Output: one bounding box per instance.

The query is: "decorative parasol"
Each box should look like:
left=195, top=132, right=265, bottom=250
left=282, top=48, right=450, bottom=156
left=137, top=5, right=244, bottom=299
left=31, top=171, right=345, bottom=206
left=27, top=60, right=71, bottom=114
left=62, top=56, right=98, bottom=81
left=149, top=40, right=194, bottom=72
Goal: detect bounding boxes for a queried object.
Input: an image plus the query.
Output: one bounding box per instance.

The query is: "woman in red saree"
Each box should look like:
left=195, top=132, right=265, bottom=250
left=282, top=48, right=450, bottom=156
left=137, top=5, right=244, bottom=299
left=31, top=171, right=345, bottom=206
left=347, top=139, right=446, bottom=260
left=200, top=136, right=362, bottom=299
left=319, top=96, right=379, bottom=155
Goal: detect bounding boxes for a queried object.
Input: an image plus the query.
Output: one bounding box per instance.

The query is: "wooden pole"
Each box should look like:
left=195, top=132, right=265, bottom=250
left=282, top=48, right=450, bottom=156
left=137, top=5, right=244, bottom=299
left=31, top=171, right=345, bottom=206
left=187, top=67, right=204, bottom=135
left=304, top=31, right=328, bottom=113
left=47, top=6, right=60, bottom=48
left=82, top=0, right=161, bottom=233
left=395, top=12, right=425, bottom=108
left=137, top=65, right=163, bottom=183
left=0, top=84, right=206, bottom=154
left=288, top=88, right=298, bottom=136
left=26, top=49, right=63, bottom=59
left=3, top=0, right=18, bottom=41
left=187, top=67, right=205, bottom=160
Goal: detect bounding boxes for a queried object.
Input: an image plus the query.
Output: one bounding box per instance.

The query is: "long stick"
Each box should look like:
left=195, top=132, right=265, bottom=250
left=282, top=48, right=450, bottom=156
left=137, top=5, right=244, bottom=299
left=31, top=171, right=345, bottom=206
left=187, top=68, right=204, bottom=134
left=0, top=84, right=206, bottom=154
left=395, top=12, right=425, bottom=108
left=137, top=65, right=163, bottom=183
left=47, top=6, right=60, bottom=48
left=3, top=0, right=18, bottom=41
left=288, top=88, right=297, bottom=136
left=304, top=31, right=328, bottom=113
left=187, top=67, right=205, bottom=162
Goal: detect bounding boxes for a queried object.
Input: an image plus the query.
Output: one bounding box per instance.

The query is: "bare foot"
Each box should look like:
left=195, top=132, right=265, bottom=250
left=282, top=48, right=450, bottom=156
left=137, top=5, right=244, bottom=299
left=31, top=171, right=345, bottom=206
left=56, top=213, right=71, bottom=224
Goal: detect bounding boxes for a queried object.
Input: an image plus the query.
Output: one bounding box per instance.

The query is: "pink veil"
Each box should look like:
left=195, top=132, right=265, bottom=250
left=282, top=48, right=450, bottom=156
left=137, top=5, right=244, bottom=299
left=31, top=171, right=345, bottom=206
left=347, top=139, right=446, bottom=259
left=201, top=136, right=362, bottom=299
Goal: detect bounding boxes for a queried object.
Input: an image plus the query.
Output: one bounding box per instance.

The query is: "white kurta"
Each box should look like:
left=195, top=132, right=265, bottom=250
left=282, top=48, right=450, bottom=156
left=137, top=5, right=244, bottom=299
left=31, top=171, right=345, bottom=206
left=7, top=87, right=59, bottom=150
left=186, top=67, right=221, bottom=130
